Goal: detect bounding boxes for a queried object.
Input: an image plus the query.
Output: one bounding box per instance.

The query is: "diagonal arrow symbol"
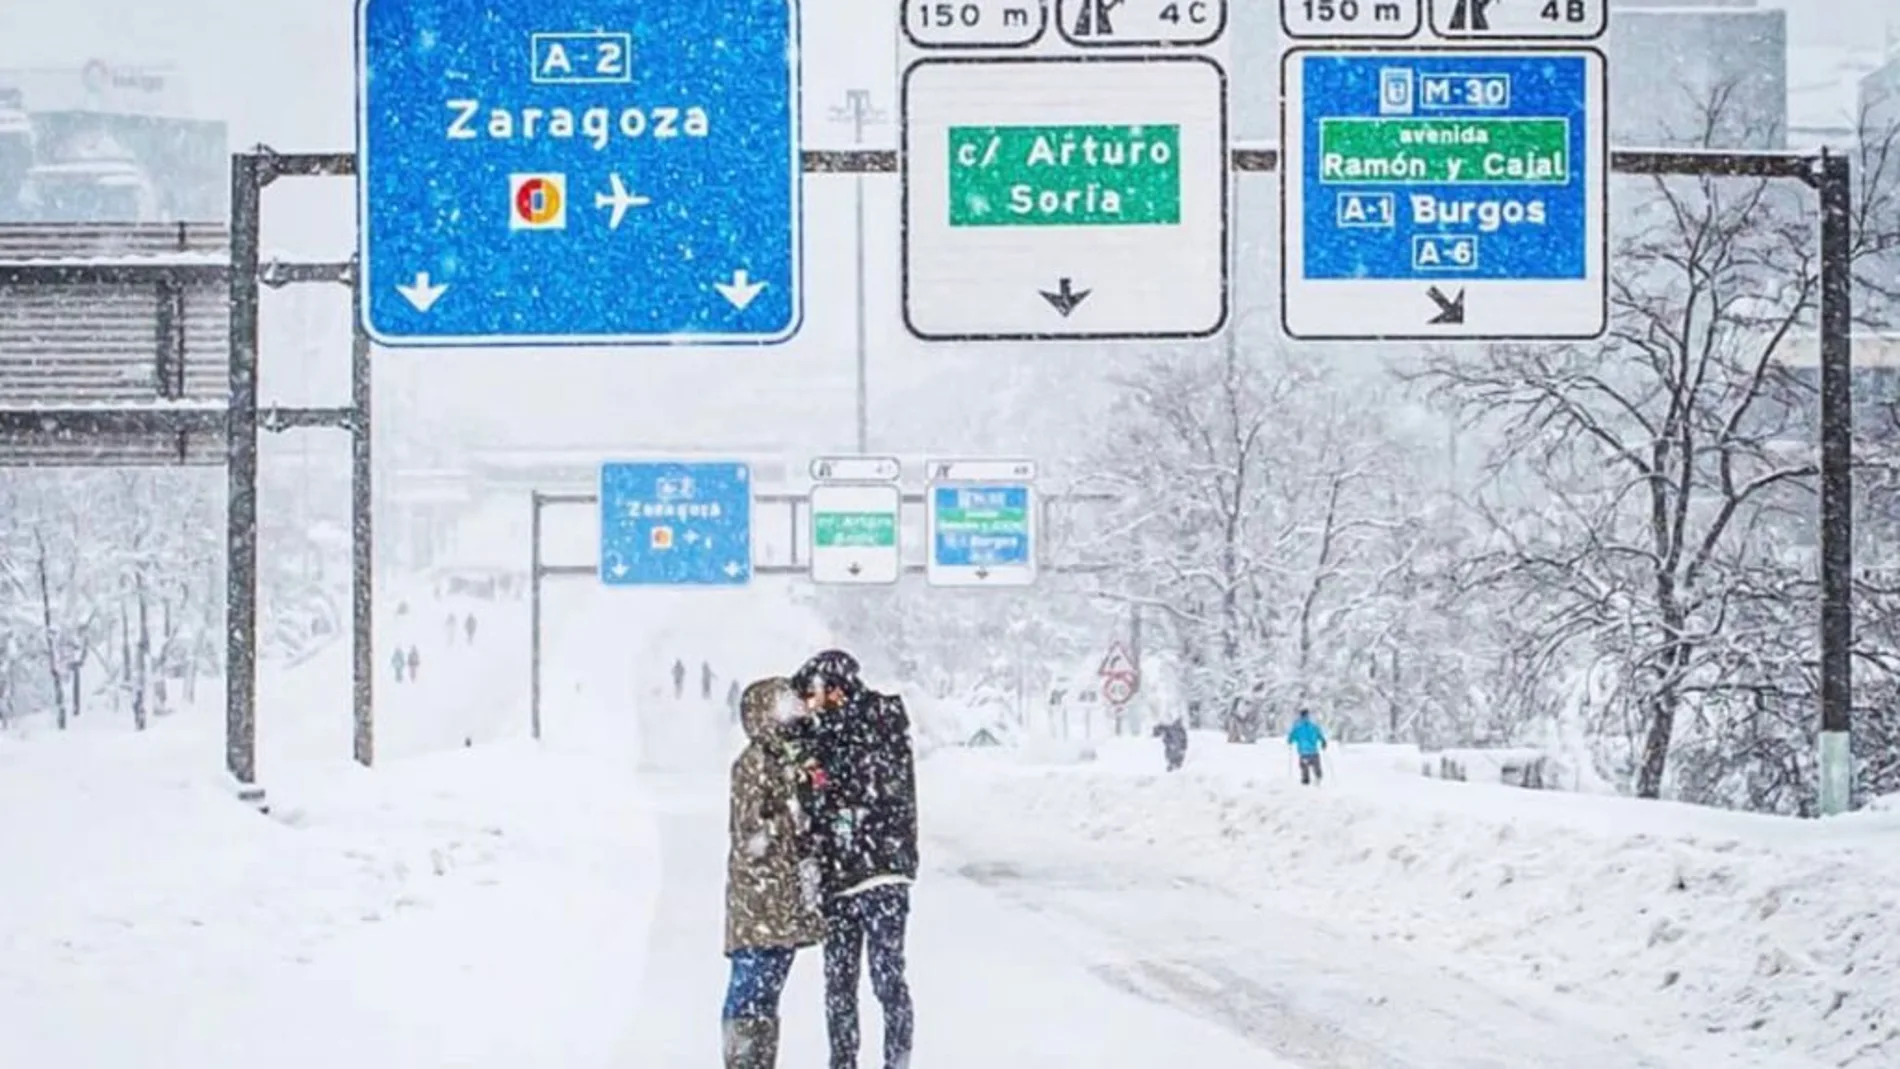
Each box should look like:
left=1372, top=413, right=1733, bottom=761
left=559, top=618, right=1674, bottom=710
left=1426, top=286, right=1466, bottom=325
left=1039, top=277, right=1091, bottom=317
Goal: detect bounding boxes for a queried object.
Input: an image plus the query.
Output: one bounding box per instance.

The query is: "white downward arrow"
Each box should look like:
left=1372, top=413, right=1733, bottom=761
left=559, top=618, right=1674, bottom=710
left=714, top=269, right=767, bottom=311
left=396, top=271, right=448, bottom=312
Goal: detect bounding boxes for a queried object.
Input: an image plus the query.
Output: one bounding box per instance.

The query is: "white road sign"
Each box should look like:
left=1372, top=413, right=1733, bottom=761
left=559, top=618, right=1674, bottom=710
left=901, top=56, right=1229, bottom=341
left=1056, top=0, right=1227, bottom=47
left=809, top=483, right=902, bottom=585
left=1280, top=0, right=1422, bottom=39
left=1428, top=0, right=1606, bottom=40
left=927, top=457, right=1037, bottom=483
left=810, top=455, right=902, bottom=483
left=904, top=0, right=1050, bottom=49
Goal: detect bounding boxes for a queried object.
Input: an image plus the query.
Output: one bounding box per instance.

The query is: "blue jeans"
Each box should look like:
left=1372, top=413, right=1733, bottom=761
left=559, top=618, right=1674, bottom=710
left=724, top=946, right=796, bottom=1020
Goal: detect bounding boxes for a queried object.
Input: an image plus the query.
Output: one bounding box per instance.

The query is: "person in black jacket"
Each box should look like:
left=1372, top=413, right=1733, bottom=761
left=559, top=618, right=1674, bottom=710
left=791, top=649, right=917, bottom=1069
left=1152, top=718, right=1187, bottom=771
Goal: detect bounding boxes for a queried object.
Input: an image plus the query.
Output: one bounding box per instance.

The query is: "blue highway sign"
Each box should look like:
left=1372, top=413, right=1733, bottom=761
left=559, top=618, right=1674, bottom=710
left=599, top=461, right=752, bottom=586
left=356, top=0, right=802, bottom=346
left=926, top=482, right=1036, bottom=587
left=1280, top=48, right=1606, bottom=340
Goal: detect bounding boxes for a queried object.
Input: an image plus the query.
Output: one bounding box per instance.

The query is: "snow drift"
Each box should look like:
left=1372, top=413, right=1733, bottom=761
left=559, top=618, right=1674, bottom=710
left=926, top=742, right=1900, bottom=1068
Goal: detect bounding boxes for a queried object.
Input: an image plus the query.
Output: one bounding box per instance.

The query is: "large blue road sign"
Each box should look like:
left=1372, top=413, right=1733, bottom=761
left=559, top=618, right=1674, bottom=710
left=1280, top=49, right=1606, bottom=341
left=926, top=483, right=1036, bottom=587
left=599, top=461, right=752, bottom=586
left=356, top=0, right=802, bottom=346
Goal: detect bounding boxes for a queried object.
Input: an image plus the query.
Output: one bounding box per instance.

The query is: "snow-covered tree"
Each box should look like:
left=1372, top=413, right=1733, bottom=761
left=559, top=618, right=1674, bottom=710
left=1080, top=339, right=1435, bottom=741
left=1418, top=92, right=1900, bottom=808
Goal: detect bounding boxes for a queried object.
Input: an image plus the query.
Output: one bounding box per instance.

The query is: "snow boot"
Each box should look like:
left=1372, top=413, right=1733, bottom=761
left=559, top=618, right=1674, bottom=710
left=723, top=1017, right=780, bottom=1069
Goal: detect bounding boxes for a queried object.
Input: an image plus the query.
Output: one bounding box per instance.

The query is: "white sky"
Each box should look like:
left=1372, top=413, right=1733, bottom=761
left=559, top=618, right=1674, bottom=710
left=0, top=0, right=1887, bottom=148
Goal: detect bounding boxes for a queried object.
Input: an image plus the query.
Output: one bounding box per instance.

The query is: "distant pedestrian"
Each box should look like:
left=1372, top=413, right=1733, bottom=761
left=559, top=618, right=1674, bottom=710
left=464, top=614, right=478, bottom=644
left=1287, top=709, right=1327, bottom=785
left=391, top=649, right=407, bottom=684
left=1152, top=719, right=1187, bottom=771
left=727, top=679, right=743, bottom=723
left=407, top=645, right=421, bottom=683
left=702, top=660, right=715, bottom=701
left=673, top=659, right=687, bottom=700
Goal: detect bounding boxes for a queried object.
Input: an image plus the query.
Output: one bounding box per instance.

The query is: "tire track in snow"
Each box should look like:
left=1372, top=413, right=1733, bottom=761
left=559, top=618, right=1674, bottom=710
left=937, top=841, right=1716, bottom=1069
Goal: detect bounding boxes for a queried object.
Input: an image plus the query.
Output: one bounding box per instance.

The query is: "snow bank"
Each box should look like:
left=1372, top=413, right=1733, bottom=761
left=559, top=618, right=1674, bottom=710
left=0, top=677, right=657, bottom=1066
left=926, top=746, right=1900, bottom=1068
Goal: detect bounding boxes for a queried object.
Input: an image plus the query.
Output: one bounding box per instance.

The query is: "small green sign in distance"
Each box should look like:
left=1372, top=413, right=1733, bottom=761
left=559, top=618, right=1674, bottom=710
left=814, top=512, right=897, bottom=548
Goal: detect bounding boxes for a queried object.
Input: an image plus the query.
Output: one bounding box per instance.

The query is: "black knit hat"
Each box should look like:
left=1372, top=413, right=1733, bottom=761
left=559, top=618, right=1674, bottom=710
left=792, top=648, right=861, bottom=697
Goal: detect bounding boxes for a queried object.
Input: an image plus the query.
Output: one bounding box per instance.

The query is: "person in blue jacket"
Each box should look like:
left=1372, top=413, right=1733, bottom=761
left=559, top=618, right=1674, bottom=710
left=1287, top=709, right=1327, bottom=785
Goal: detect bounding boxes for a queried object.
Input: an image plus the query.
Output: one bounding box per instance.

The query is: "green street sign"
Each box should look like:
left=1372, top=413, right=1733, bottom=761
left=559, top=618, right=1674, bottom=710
left=814, top=511, right=897, bottom=549
left=947, top=124, right=1183, bottom=227
left=1316, top=118, right=1571, bottom=185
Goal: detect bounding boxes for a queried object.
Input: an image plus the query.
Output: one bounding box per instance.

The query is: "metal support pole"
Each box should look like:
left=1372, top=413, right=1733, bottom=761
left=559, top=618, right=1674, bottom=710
left=351, top=280, right=375, bottom=768
left=830, top=89, right=884, bottom=455
left=530, top=491, right=545, bottom=741
left=788, top=497, right=801, bottom=568
left=225, top=153, right=262, bottom=790
left=1816, top=149, right=1855, bottom=816
left=855, top=177, right=868, bottom=453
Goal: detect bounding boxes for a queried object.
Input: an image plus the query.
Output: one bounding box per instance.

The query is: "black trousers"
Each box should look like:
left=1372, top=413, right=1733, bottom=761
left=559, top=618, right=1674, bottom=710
left=1299, top=752, right=1324, bottom=784
left=822, top=883, right=914, bottom=1069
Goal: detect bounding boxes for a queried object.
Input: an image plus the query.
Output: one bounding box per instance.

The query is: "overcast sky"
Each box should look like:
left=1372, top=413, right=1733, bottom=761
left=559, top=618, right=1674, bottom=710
left=1, top=0, right=1890, bottom=147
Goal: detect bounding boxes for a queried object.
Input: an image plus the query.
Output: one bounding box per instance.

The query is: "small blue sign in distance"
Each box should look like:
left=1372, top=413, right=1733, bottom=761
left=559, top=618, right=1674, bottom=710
left=599, top=461, right=752, bottom=586
left=931, top=484, right=1032, bottom=568
left=356, top=0, right=802, bottom=346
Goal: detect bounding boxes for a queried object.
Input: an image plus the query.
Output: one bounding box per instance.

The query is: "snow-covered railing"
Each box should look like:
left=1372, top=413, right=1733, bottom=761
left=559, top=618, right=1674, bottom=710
left=0, top=221, right=231, bottom=466
left=0, top=221, right=227, bottom=262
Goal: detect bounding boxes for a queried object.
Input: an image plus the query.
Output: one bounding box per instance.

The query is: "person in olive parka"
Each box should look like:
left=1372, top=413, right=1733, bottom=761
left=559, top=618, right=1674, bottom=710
left=722, top=677, right=828, bottom=1068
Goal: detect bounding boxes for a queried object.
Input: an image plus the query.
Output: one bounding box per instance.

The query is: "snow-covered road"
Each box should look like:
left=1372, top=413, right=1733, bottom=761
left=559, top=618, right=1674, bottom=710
left=921, top=747, right=1893, bottom=1069
left=613, top=763, right=1280, bottom=1068
left=936, top=836, right=1731, bottom=1069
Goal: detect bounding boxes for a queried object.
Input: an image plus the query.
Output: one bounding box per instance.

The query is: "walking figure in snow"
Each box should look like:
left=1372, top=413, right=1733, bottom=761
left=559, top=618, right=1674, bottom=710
left=391, top=648, right=407, bottom=684
left=720, top=677, right=827, bottom=1068
left=464, top=613, right=478, bottom=644
left=1152, top=718, right=1188, bottom=771
left=728, top=679, right=744, bottom=724
left=792, top=649, right=918, bottom=1069
left=702, top=660, right=716, bottom=701
left=406, top=645, right=421, bottom=683
left=673, top=658, right=687, bottom=700
left=1288, top=708, right=1327, bottom=785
